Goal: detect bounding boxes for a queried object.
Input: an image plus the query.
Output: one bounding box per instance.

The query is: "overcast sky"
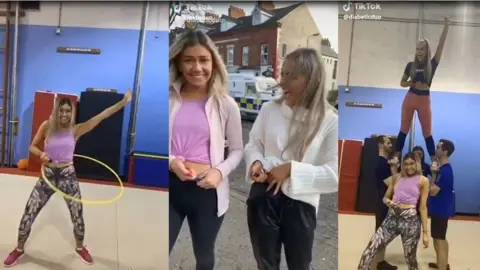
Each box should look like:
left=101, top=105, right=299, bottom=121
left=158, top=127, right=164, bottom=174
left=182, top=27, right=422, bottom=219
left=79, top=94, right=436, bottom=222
left=172, top=2, right=338, bottom=52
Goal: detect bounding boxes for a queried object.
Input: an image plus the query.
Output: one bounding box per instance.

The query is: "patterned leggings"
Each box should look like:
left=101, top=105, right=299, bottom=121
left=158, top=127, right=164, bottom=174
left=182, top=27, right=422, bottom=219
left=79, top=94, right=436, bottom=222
left=358, top=208, right=421, bottom=270
left=17, top=165, right=85, bottom=245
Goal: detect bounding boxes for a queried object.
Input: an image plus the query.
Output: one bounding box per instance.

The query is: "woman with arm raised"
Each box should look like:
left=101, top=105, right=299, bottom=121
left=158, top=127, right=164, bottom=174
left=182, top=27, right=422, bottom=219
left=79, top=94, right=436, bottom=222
left=4, top=91, right=131, bottom=267
left=396, top=17, right=450, bottom=161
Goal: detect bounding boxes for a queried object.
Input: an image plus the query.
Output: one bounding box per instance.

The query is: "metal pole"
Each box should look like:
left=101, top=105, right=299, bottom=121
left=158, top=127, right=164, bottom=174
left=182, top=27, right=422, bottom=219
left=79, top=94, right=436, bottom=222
left=345, top=6, right=356, bottom=91
left=8, top=2, right=20, bottom=166
left=409, top=3, right=424, bottom=152
left=126, top=1, right=149, bottom=155
left=409, top=112, right=416, bottom=151
left=1, top=2, right=11, bottom=166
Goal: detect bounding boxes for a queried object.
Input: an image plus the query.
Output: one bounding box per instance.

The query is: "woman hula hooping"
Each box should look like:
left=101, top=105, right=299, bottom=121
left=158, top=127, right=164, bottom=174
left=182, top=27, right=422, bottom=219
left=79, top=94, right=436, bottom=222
left=4, top=91, right=131, bottom=267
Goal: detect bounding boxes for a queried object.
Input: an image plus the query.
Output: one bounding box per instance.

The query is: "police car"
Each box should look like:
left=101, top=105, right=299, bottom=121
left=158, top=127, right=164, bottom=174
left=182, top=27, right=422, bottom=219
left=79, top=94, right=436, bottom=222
left=227, top=73, right=281, bottom=119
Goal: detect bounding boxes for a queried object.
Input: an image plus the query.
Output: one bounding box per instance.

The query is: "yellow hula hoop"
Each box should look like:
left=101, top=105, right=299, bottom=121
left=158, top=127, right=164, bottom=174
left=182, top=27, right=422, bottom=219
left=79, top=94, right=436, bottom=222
left=40, top=154, right=124, bottom=205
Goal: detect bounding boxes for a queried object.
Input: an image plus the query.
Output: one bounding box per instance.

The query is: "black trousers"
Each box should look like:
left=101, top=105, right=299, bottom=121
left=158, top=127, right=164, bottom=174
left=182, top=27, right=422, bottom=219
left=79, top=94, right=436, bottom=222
left=169, top=172, right=224, bottom=270
left=247, top=183, right=317, bottom=270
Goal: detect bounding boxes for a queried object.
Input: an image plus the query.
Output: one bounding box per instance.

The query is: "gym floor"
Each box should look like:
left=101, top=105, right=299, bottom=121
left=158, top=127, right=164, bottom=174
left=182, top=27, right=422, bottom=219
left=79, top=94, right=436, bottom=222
left=339, top=214, right=480, bottom=270
left=0, top=171, right=168, bottom=270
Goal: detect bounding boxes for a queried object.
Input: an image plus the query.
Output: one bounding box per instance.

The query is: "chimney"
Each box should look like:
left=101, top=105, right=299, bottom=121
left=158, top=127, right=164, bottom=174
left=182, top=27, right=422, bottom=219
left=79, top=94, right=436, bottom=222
left=228, top=5, right=245, bottom=18
left=258, top=1, right=275, bottom=11
left=321, top=38, right=331, bottom=48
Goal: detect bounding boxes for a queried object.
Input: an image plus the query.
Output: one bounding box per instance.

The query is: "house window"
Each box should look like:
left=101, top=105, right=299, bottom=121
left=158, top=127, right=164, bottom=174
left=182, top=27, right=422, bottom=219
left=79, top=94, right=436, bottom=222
left=253, top=10, right=261, bottom=25
left=226, top=45, right=234, bottom=66
left=260, top=44, right=268, bottom=65
left=220, top=20, right=228, bottom=32
left=242, top=46, right=249, bottom=66
left=281, top=44, right=287, bottom=58
left=333, top=60, right=338, bottom=79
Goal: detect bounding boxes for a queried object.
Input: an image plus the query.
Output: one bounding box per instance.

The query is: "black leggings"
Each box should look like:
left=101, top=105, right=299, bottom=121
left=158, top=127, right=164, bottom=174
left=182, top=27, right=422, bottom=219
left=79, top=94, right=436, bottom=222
left=247, top=183, right=317, bottom=270
left=169, top=172, right=224, bottom=270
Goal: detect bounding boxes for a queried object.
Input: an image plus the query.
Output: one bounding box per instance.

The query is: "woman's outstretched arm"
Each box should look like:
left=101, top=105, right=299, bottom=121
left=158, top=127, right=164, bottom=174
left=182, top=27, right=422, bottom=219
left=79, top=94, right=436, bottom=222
left=434, top=17, right=450, bottom=63
left=74, top=90, right=131, bottom=139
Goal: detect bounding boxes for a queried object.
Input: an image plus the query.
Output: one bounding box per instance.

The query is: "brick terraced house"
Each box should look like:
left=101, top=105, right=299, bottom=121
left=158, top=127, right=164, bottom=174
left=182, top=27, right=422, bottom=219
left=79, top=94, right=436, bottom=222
left=207, top=2, right=322, bottom=79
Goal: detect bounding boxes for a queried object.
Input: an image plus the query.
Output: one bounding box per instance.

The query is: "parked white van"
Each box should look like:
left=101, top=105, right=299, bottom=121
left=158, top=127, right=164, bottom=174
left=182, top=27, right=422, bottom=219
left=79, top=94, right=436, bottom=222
left=227, top=73, right=281, bottom=118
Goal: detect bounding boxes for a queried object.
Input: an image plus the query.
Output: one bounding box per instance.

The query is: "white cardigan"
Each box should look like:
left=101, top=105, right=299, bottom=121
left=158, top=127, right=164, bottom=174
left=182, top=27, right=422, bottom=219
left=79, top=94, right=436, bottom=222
left=244, top=101, right=338, bottom=214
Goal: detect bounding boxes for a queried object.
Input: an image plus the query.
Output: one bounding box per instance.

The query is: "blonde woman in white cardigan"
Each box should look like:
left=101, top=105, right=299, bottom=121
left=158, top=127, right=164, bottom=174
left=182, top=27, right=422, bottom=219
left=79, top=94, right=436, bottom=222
left=244, top=48, right=338, bottom=270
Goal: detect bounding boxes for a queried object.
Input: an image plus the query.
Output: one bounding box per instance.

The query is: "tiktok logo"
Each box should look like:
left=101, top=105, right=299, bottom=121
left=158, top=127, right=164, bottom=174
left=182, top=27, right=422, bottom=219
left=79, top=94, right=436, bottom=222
left=343, top=1, right=381, bottom=12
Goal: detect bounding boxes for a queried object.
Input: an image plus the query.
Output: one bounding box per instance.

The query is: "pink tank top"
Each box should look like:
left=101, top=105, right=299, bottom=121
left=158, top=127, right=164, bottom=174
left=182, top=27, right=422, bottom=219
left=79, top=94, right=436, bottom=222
left=171, top=99, right=211, bottom=164
left=392, top=175, right=421, bottom=205
left=44, top=129, right=75, bottom=163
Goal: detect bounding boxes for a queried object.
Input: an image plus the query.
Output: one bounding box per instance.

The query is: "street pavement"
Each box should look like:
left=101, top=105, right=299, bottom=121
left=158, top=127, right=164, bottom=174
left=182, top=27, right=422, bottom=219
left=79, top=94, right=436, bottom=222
left=169, top=120, right=338, bottom=270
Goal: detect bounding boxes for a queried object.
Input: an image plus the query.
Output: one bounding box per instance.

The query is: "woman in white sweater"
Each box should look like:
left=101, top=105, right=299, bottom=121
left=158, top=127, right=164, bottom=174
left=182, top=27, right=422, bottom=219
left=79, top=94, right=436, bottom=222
left=244, top=48, right=339, bottom=270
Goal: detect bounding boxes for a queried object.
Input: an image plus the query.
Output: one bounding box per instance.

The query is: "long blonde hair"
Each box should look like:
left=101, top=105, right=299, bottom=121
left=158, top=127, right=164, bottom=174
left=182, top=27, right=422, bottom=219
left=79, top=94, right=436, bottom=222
left=276, top=48, right=334, bottom=161
left=400, top=152, right=422, bottom=178
left=48, top=98, right=76, bottom=135
left=410, top=38, right=432, bottom=84
left=169, top=30, right=228, bottom=101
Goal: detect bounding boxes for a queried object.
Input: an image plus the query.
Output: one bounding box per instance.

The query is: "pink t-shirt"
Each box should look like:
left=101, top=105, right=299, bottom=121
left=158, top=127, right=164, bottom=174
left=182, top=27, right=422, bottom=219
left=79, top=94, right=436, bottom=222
left=392, top=175, right=421, bottom=205
left=171, top=99, right=211, bottom=164
left=169, top=79, right=245, bottom=217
